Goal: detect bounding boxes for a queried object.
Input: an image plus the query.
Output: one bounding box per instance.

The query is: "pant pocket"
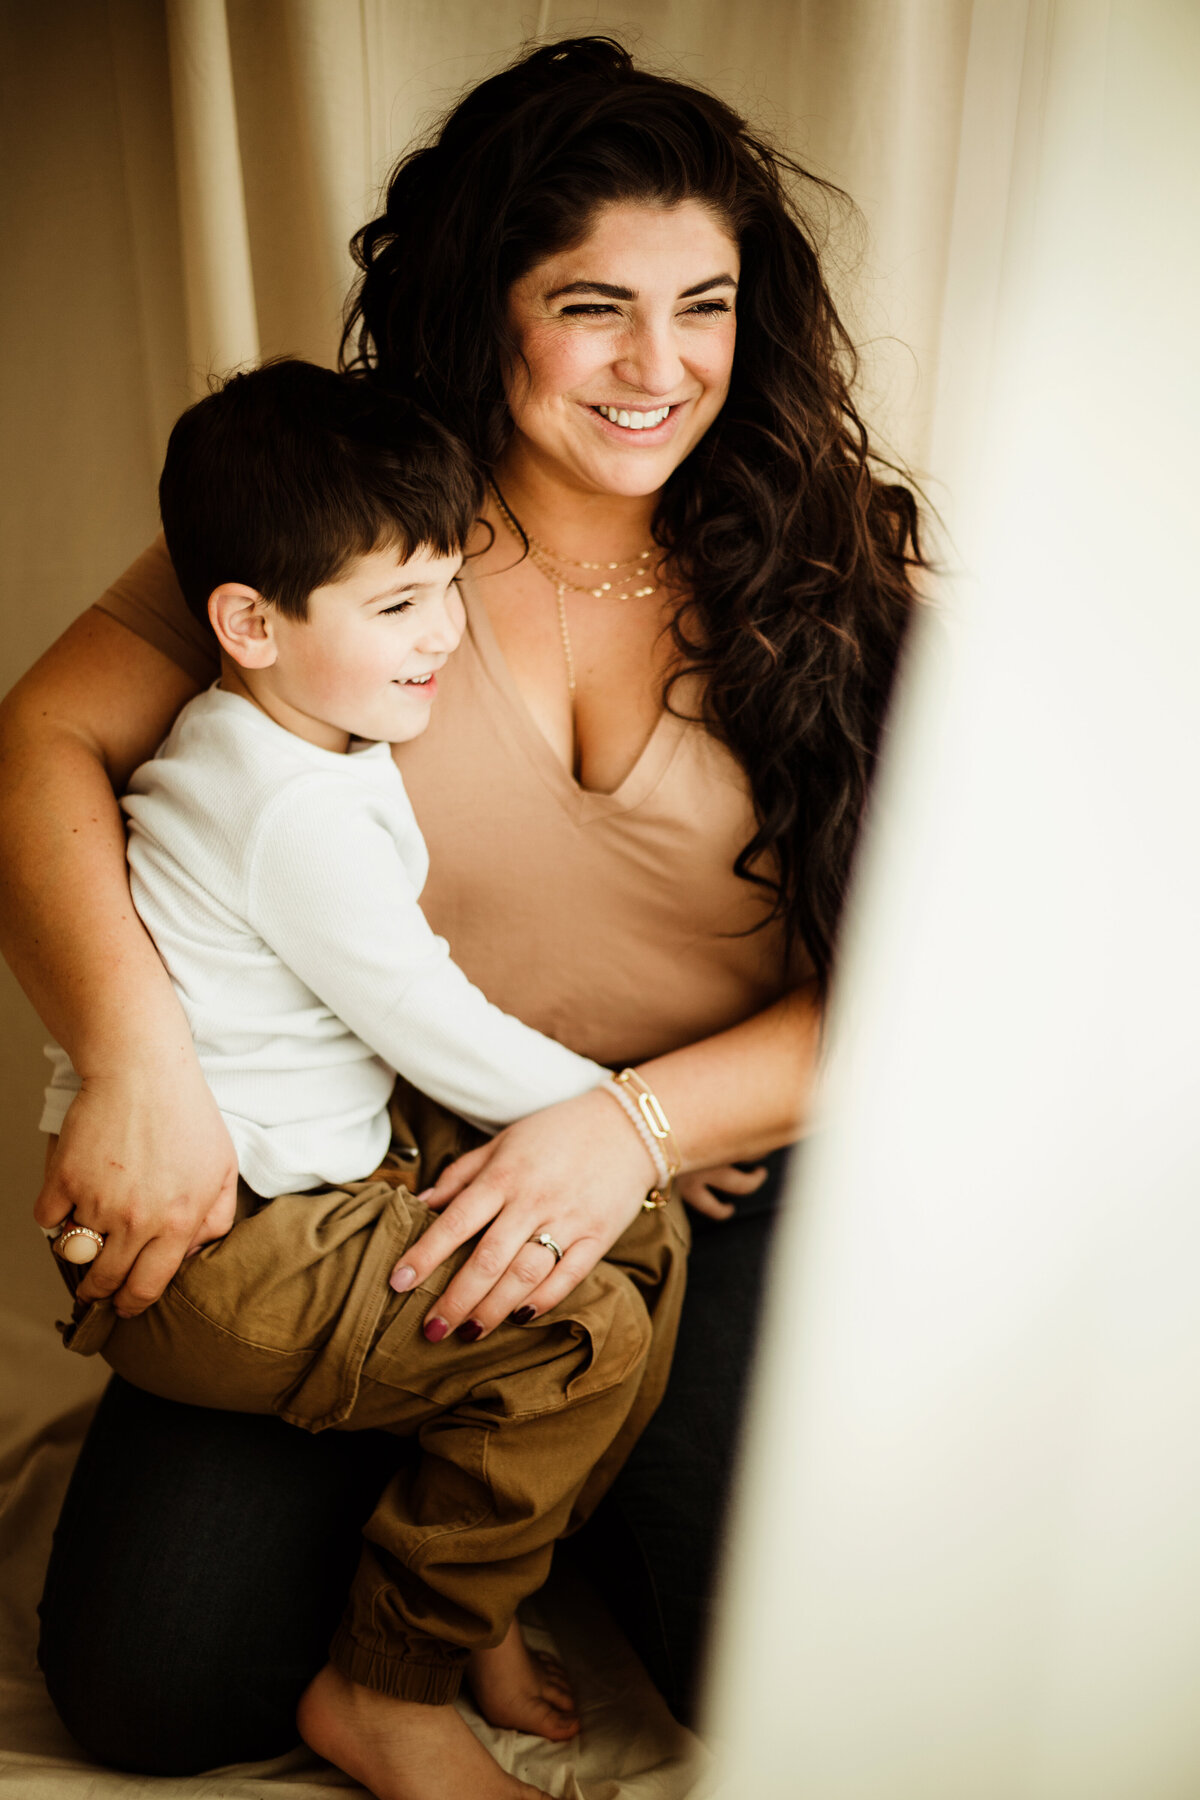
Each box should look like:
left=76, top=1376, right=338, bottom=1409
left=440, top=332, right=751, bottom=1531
left=103, top=1181, right=430, bottom=1433
left=270, top=1182, right=429, bottom=1432
left=368, top=1254, right=653, bottom=1425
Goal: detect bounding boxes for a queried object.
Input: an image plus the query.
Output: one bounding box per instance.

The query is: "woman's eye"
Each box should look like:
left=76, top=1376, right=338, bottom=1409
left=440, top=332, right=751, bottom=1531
left=559, top=303, right=618, bottom=318
left=684, top=300, right=731, bottom=317
left=380, top=601, right=413, bottom=616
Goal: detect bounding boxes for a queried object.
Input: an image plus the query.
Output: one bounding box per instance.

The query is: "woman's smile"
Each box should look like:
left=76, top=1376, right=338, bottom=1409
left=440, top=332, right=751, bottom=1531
left=583, top=399, right=692, bottom=444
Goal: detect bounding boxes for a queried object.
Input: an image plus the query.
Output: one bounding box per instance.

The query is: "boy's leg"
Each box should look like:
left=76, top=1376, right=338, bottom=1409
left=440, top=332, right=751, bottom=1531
left=330, top=1197, right=687, bottom=1701
left=84, top=1169, right=686, bottom=1707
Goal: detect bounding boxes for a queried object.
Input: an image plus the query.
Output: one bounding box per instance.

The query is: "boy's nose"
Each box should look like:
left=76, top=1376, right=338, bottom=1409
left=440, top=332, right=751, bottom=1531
left=419, top=586, right=466, bottom=654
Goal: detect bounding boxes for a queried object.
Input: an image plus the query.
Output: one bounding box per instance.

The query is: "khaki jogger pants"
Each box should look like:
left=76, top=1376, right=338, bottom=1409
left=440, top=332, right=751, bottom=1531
left=59, top=1089, right=689, bottom=1704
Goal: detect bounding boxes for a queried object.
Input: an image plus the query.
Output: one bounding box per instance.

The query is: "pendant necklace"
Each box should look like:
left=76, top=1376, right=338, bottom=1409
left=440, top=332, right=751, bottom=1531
left=489, top=479, right=659, bottom=700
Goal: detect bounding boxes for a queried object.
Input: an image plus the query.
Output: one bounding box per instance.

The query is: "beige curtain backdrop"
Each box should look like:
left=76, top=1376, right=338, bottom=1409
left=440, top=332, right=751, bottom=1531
left=1, top=0, right=991, bottom=1331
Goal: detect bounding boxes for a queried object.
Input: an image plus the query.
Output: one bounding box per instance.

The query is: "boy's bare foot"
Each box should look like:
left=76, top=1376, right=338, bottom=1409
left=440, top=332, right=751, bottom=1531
left=468, top=1619, right=580, bottom=1741
left=297, top=1662, right=552, bottom=1800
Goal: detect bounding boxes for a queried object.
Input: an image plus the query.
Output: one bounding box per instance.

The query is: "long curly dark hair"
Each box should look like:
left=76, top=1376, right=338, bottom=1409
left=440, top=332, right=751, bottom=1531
left=342, top=36, right=926, bottom=995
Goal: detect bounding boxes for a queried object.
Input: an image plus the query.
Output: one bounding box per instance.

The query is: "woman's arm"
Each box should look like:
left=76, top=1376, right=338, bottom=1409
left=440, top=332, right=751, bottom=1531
left=0, top=609, right=238, bottom=1314
left=388, top=983, right=820, bottom=1338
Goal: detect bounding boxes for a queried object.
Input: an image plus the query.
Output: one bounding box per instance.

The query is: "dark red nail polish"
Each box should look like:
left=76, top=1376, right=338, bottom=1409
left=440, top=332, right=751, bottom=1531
left=510, top=1305, right=536, bottom=1325
left=423, top=1316, right=449, bottom=1343
left=457, top=1319, right=483, bottom=1342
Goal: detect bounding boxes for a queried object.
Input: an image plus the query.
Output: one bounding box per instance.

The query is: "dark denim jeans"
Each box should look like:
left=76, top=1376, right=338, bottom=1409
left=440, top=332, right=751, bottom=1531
left=37, top=1152, right=787, bottom=1773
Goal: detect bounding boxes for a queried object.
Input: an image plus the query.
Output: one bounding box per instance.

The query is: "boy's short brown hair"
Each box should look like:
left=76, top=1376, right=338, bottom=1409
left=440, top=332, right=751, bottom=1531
left=159, top=359, right=482, bottom=625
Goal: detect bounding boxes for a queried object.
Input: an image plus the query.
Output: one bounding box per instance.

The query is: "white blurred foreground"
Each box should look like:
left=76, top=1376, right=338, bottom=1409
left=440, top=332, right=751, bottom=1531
left=705, top=5, right=1200, bottom=1796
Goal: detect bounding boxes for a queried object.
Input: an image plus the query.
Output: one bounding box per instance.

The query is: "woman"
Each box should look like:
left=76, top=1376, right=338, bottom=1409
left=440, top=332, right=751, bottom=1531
left=2, top=36, right=922, bottom=1786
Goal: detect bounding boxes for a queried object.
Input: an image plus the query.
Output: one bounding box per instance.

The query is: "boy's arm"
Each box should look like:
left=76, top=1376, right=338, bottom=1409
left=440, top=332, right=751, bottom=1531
left=246, top=782, right=609, bottom=1129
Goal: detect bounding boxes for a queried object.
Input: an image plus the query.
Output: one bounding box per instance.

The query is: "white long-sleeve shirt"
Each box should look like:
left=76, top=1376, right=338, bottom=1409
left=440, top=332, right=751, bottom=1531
left=41, top=686, right=606, bottom=1196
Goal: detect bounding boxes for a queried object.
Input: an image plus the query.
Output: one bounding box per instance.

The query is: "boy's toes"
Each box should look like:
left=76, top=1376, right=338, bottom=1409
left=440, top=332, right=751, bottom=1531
left=526, top=1693, right=580, bottom=1742
left=534, top=1653, right=576, bottom=1709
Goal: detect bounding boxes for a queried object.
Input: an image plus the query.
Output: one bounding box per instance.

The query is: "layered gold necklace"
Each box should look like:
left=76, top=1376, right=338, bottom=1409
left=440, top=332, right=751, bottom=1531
left=489, top=480, right=659, bottom=700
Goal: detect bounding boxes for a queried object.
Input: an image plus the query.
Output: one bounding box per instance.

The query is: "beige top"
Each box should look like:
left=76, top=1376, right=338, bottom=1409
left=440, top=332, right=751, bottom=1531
left=98, top=541, right=792, bottom=1065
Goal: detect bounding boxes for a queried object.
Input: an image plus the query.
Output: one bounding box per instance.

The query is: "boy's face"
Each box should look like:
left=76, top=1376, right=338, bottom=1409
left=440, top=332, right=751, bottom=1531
left=260, top=544, right=466, bottom=751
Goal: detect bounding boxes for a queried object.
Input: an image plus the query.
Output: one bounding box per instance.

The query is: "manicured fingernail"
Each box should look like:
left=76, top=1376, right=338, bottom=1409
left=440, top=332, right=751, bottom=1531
left=457, top=1320, right=483, bottom=1342
left=423, top=1316, right=449, bottom=1343
left=510, top=1305, right=536, bottom=1325
left=390, top=1266, right=416, bottom=1292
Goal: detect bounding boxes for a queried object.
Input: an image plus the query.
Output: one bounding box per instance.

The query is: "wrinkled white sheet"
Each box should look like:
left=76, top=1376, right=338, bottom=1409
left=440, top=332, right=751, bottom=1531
left=0, top=1311, right=711, bottom=1799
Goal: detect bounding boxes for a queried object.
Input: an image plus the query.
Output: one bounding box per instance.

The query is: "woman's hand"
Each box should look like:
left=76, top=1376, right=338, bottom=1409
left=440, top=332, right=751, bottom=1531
left=388, top=1087, right=656, bottom=1341
left=676, top=1162, right=768, bottom=1220
left=36, top=1056, right=239, bottom=1315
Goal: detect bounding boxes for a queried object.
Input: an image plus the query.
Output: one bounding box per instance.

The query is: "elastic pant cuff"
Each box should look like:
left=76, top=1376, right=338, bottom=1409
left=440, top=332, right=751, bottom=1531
left=329, top=1624, right=466, bottom=1705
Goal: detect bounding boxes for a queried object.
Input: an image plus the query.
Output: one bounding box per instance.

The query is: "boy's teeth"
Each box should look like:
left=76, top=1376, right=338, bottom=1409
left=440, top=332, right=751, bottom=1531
left=596, top=404, right=671, bottom=429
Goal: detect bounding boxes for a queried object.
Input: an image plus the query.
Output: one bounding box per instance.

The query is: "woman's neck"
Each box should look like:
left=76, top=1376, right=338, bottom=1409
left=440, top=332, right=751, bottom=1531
left=492, top=444, right=660, bottom=565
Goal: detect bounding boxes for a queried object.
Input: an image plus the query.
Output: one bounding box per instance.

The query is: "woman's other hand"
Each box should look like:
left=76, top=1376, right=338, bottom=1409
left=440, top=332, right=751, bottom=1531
left=387, top=1088, right=655, bottom=1341
left=36, top=1057, right=238, bottom=1315
left=676, top=1162, right=767, bottom=1220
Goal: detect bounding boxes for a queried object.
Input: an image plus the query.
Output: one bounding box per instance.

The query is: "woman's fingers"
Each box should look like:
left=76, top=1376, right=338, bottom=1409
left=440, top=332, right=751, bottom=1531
left=184, top=1188, right=239, bottom=1257
left=681, top=1184, right=736, bottom=1220
left=512, top=1239, right=609, bottom=1324
left=37, top=1069, right=239, bottom=1312
left=406, top=1207, right=558, bottom=1338
left=106, top=1234, right=194, bottom=1316
left=389, top=1173, right=511, bottom=1293
left=677, top=1162, right=767, bottom=1219
left=419, top=1142, right=493, bottom=1211
left=439, top=1238, right=563, bottom=1340
left=704, top=1162, right=769, bottom=1195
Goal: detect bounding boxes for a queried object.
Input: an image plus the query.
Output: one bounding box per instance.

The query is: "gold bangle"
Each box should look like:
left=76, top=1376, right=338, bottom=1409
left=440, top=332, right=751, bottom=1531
left=612, top=1068, right=682, bottom=1182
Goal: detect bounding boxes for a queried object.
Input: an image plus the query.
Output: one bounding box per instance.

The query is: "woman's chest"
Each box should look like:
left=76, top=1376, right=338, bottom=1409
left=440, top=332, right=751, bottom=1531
left=477, top=561, right=679, bottom=794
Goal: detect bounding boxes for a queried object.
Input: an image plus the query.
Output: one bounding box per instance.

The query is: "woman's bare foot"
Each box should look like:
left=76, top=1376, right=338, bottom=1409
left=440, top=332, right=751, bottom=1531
left=297, top=1662, right=552, bottom=1800
left=468, top=1619, right=580, bottom=1741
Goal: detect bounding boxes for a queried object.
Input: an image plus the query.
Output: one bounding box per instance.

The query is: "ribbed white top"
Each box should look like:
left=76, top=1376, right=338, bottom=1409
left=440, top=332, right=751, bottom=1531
left=41, top=685, right=605, bottom=1195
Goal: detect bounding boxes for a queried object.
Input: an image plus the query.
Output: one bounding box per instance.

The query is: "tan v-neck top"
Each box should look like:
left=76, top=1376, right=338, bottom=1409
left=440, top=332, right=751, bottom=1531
left=98, top=541, right=791, bottom=1064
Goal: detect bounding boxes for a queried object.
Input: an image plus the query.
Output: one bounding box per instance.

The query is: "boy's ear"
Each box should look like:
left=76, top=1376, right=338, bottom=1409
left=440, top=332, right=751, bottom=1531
left=208, top=583, right=277, bottom=668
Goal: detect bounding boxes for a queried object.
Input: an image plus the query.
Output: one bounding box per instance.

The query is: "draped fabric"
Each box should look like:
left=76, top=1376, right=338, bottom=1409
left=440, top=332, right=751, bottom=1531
left=709, top=5, right=1200, bottom=1792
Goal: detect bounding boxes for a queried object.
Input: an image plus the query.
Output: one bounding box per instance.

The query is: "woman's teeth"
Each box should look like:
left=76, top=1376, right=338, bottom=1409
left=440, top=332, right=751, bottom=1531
left=399, top=674, right=432, bottom=686
left=595, top=404, right=671, bottom=430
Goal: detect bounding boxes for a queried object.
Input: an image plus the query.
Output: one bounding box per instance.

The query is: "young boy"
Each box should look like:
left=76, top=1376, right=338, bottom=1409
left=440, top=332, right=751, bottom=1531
left=42, top=362, right=690, bottom=1800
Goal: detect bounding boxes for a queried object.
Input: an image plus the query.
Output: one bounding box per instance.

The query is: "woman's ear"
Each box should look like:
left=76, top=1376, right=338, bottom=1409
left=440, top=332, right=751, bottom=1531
left=208, top=584, right=277, bottom=668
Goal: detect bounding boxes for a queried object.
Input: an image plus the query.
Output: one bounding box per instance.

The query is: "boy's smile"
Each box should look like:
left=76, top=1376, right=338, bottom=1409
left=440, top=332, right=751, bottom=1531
left=216, top=545, right=466, bottom=753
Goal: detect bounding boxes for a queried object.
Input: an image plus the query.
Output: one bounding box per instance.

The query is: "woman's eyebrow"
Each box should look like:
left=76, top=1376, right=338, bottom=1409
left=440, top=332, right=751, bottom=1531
left=679, top=273, right=738, bottom=297
left=545, top=280, right=634, bottom=301
left=544, top=273, right=738, bottom=302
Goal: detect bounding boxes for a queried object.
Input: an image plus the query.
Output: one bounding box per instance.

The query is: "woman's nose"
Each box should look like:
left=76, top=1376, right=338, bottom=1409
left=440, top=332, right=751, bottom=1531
left=610, top=318, right=684, bottom=396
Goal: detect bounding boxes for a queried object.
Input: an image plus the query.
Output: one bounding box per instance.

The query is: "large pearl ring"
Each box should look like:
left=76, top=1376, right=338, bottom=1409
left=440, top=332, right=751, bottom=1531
left=56, top=1225, right=106, bottom=1265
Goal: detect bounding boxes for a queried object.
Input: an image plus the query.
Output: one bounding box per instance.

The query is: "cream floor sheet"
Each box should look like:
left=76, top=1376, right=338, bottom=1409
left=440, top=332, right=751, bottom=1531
left=0, top=1309, right=713, bottom=1800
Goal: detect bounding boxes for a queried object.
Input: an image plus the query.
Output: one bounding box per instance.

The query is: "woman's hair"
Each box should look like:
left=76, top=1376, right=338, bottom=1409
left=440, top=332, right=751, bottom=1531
left=343, top=37, right=926, bottom=994
left=160, top=359, right=480, bottom=625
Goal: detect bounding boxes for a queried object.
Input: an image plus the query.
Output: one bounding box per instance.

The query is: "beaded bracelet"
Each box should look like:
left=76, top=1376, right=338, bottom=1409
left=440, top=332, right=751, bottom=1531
left=601, top=1068, right=682, bottom=1211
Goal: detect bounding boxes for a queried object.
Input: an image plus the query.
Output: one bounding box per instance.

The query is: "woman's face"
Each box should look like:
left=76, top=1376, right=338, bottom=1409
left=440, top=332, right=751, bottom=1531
left=503, top=199, right=739, bottom=498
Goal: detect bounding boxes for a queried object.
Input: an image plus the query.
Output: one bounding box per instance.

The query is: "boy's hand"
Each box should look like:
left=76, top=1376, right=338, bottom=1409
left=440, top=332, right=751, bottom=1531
left=676, top=1163, right=768, bottom=1219
left=35, top=1059, right=238, bottom=1315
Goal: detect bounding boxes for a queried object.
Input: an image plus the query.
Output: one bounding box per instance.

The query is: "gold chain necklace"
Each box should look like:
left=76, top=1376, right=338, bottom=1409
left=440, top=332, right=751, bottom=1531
left=489, top=480, right=658, bottom=699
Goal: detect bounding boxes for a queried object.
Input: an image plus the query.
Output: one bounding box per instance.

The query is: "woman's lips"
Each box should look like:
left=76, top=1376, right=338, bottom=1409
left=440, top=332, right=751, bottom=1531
left=585, top=400, right=686, bottom=443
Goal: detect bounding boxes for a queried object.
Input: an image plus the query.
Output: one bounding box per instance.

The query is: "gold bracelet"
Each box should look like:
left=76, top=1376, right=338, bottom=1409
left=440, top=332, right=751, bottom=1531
left=612, top=1068, right=681, bottom=1209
